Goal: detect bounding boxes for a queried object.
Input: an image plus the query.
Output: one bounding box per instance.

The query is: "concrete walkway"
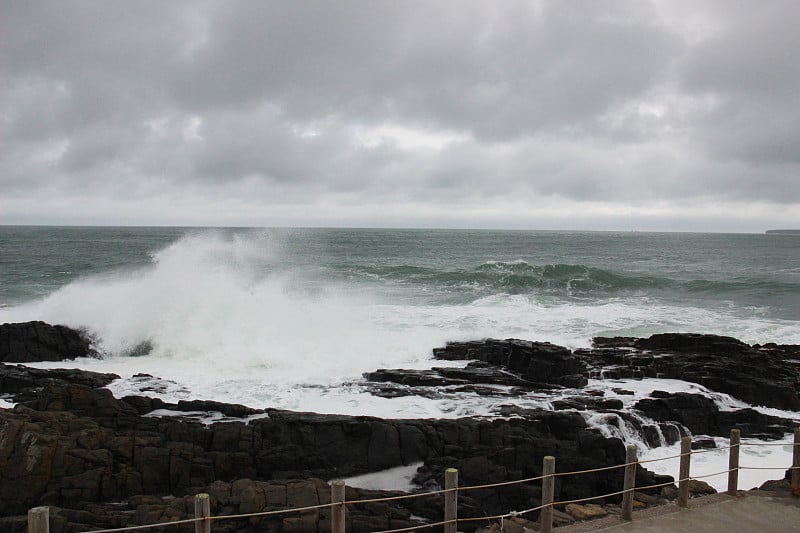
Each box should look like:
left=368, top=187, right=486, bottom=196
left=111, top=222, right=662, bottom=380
left=559, top=492, right=800, bottom=532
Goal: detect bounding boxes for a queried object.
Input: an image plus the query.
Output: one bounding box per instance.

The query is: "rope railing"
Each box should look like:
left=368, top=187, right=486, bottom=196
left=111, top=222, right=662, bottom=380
left=25, top=426, right=798, bottom=533
left=552, top=461, right=630, bottom=477
left=341, top=486, right=456, bottom=505
left=637, top=450, right=688, bottom=464
left=70, top=518, right=203, bottom=533
left=206, top=501, right=335, bottom=521
left=456, top=502, right=548, bottom=524
left=633, top=479, right=680, bottom=492
left=552, top=488, right=629, bottom=507
left=689, top=468, right=735, bottom=480
left=457, top=473, right=546, bottom=491
left=374, top=518, right=454, bottom=533
left=741, top=441, right=800, bottom=447
left=740, top=465, right=800, bottom=471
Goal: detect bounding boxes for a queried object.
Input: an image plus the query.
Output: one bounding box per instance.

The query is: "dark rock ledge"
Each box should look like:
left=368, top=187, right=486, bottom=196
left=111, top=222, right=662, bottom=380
left=1, top=322, right=799, bottom=532
left=0, top=321, right=95, bottom=363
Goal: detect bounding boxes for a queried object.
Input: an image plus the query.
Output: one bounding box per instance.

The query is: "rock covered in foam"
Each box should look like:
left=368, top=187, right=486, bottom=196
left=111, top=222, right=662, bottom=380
left=583, top=333, right=800, bottom=411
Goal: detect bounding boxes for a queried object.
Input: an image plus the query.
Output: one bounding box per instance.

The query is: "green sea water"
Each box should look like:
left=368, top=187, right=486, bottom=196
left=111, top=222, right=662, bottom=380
left=1, top=226, right=799, bottom=353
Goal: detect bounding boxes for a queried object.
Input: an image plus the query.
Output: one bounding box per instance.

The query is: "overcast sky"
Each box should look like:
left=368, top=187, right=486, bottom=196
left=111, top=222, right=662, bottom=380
left=1, top=1, right=798, bottom=231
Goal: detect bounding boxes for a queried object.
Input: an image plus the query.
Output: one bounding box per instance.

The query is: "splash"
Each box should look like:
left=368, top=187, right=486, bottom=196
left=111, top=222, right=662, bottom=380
left=1, top=232, right=447, bottom=384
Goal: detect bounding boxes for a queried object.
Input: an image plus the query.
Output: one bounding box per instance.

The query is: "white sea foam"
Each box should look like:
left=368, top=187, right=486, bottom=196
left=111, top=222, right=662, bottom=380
left=144, top=409, right=270, bottom=425
left=339, top=462, right=424, bottom=492
left=640, top=434, right=797, bottom=492
left=582, top=377, right=800, bottom=491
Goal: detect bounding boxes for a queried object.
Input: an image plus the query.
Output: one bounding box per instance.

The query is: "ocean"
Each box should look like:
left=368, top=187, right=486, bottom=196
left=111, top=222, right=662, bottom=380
left=1, top=226, right=799, bottom=489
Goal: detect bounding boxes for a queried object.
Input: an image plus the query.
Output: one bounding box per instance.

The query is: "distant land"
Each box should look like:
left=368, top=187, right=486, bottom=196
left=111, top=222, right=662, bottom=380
left=765, top=229, right=800, bottom=235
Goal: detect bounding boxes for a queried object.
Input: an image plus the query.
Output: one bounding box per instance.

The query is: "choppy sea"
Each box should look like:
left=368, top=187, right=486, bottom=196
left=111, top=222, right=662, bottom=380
left=1, top=226, right=799, bottom=490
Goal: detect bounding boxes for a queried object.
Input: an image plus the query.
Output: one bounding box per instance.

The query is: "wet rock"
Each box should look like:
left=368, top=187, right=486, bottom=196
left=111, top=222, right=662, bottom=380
left=692, top=438, right=716, bottom=450
left=551, top=396, right=624, bottom=411
left=363, top=362, right=540, bottom=390
left=433, top=339, right=588, bottom=387
left=0, top=321, right=94, bottom=363
left=0, top=362, right=119, bottom=404
left=633, top=392, right=795, bottom=439
left=584, top=333, right=800, bottom=411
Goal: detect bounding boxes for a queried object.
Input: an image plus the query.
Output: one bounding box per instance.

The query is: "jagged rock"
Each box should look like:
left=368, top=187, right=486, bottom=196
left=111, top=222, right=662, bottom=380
left=687, top=479, right=716, bottom=495
left=0, top=321, right=93, bottom=362
left=692, top=438, right=717, bottom=449
left=363, top=362, right=546, bottom=394
left=433, top=339, right=588, bottom=387
left=582, top=333, right=800, bottom=411
left=551, top=396, right=624, bottom=411
left=0, top=362, right=119, bottom=404
left=633, top=392, right=794, bottom=439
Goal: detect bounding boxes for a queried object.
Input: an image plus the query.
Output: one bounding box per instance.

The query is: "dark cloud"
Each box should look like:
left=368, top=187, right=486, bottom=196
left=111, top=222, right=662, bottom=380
left=1, top=0, right=798, bottom=229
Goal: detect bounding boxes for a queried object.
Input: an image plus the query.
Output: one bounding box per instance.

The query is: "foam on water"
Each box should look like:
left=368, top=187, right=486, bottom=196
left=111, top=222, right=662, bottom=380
left=339, top=462, right=424, bottom=492
left=640, top=434, right=798, bottom=492
left=4, top=230, right=799, bottom=490
left=583, top=377, right=800, bottom=491
left=2, top=232, right=797, bottom=383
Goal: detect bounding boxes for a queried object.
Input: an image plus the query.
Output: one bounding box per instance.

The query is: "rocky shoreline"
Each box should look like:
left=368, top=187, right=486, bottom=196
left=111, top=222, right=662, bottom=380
left=1, top=321, right=798, bottom=532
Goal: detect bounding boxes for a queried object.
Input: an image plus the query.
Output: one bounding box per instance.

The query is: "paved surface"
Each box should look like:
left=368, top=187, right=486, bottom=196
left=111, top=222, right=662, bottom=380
left=558, top=492, right=800, bottom=533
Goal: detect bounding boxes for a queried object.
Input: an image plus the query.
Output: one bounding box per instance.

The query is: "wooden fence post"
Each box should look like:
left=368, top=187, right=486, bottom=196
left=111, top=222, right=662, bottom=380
left=444, top=468, right=458, bottom=533
left=331, top=480, right=346, bottom=533
left=27, top=507, right=49, bottom=533
left=678, top=436, right=692, bottom=508
left=541, top=456, right=555, bottom=533
left=621, top=444, right=637, bottom=520
left=194, top=493, right=211, bottom=533
left=792, top=427, right=800, bottom=497
left=727, top=428, right=741, bottom=496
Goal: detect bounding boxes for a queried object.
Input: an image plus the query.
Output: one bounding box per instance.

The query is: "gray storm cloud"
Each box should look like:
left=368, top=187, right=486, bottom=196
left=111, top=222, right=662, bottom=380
left=1, top=0, right=798, bottom=230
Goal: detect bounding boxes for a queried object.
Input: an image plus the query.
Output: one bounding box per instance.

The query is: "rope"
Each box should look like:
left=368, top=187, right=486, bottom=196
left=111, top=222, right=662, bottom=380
left=458, top=474, right=545, bottom=491
left=633, top=480, right=678, bottom=492
left=739, top=465, right=796, bottom=471
left=553, top=487, right=629, bottom=507
left=553, top=462, right=629, bottom=477
left=457, top=503, right=547, bottom=524
left=638, top=451, right=686, bottom=464
left=206, top=501, right=334, bottom=521
left=345, top=487, right=455, bottom=505
left=740, top=441, right=800, bottom=447
left=687, top=444, right=734, bottom=455
left=375, top=518, right=455, bottom=533
left=77, top=517, right=202, bottom=533
left=690, top=468, right=734, bottom=480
